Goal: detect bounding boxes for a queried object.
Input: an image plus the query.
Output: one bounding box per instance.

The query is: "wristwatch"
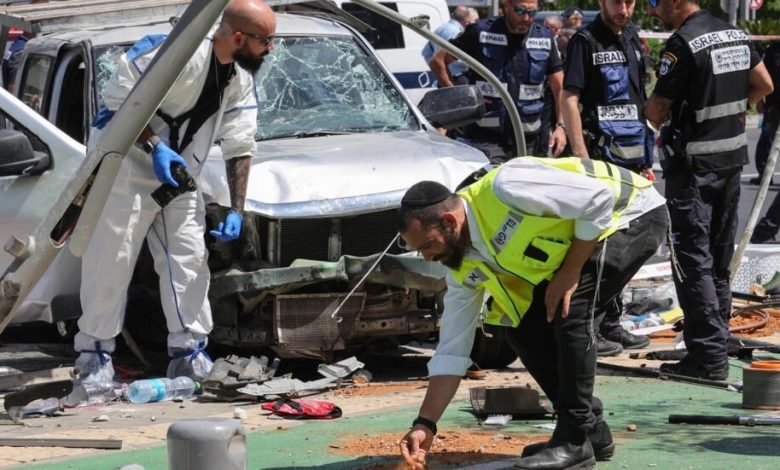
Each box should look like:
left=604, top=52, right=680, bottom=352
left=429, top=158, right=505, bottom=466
left=412, top=416, right=437, bottom=435
left=142, top=134, right=162, bottom=154
left=555, top=122, right=566, bottom=130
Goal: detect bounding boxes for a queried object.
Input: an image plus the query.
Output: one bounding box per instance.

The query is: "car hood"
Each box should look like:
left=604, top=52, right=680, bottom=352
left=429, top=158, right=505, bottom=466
left=200, top=130, right=488, bottom=218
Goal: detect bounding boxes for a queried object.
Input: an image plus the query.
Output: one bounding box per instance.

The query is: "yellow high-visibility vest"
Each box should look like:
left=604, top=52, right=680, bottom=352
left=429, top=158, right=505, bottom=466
left=450, top=157, right=651, bottom=327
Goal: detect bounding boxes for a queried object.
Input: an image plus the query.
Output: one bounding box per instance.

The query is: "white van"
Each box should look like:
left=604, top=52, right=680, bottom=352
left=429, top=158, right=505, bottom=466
left=336, top=0, right=451, bottom=103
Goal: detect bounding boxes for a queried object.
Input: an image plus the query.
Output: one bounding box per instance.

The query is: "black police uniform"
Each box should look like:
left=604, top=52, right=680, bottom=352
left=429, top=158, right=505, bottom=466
left=563, top=15, right=653, bottom=350
left=451, top=18, right=562, bottom=160
left=751, top=42, right=780, bottom=243
left=653, top=10, right=761, bottom=374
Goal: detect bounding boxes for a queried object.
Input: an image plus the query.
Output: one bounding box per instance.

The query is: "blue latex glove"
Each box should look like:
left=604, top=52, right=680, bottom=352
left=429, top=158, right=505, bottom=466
left=152, top=141, right=187, bottom=187
left=209, top=210, right=243, bottom=242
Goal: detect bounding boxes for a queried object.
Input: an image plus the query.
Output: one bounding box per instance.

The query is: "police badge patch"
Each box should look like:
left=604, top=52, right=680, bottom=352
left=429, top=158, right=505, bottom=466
left=659, top=52, right=677, bottom=76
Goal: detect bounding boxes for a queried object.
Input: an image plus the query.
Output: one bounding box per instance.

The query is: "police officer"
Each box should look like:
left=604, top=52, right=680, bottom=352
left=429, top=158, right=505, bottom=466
left=561, top=0, right=654, bottom=356
left=429, top=0, right=567, bottom=161
left=750, top=41, right=780, bottom=244
left=752, top=41, right=780, bottom=185
left=644, top=0, right=773, bottom=380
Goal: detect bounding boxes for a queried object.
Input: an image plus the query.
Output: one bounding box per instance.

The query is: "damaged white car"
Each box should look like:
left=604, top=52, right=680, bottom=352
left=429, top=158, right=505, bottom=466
left=0, top=4, right=494, bottom=361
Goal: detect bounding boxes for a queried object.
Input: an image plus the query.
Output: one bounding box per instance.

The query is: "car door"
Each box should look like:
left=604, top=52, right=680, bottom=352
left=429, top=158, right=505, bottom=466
left=0, top=87, right=86, bottom=321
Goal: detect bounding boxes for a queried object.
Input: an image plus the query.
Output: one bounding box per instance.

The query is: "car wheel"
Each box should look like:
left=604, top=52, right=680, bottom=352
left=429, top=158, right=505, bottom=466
left=470, top=324, right=518, bottom=369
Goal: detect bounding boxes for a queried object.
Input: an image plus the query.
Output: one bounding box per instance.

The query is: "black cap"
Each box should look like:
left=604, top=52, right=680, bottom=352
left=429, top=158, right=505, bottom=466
left=401, top=181, right=452, bottom=207
left=562, top=7, right=583, bottom=19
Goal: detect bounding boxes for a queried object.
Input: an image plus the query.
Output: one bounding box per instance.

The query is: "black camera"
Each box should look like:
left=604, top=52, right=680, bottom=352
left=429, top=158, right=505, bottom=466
left=151, top=163, right=197, bottom=207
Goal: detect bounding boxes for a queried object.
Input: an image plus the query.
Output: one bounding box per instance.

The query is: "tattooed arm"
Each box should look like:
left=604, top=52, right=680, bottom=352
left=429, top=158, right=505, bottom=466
left=226, top=156, right=251, bottom=212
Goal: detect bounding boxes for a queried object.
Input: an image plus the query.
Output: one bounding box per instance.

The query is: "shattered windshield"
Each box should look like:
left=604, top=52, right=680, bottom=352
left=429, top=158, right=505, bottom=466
left=92, top=35, right=418, bottom=140
left=93, top=45, right=129, bottom=110
left=254, top=35, right=418, bottom=140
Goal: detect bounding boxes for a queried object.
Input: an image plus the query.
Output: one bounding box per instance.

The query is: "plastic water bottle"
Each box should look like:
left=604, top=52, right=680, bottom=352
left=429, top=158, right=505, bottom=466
left=126, top=377, right=200, bottom=404
left=64, top=383, right=120, bottom=407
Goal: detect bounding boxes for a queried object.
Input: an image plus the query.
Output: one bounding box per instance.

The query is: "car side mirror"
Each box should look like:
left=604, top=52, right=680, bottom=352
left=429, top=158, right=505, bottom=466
left=418, top=85, right=486, bottom=129
left=0, top=129, right=50, bottom=176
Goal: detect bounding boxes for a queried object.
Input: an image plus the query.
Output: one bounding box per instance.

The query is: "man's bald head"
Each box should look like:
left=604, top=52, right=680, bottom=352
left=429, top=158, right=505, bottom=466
left=220, top=0, right=276, bottom=35
left=451, top=5, right=471, bottom=27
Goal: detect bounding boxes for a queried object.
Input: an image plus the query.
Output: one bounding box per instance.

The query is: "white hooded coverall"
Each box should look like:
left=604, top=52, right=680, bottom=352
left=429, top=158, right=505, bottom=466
left=75, top=33, right=258, bottom=358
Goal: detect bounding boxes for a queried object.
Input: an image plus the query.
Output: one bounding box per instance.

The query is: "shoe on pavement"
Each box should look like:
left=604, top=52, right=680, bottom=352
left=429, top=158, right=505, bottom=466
left=514, top=440, right=596, bottom=469
left=596, top=334, right=623, bottom=357
left=748, top=176, right=774, bottom=185
left=167, top=347, right=214, bottom=381
left=74, top=351, right=115, bottom=386
left=521, top=421, right=615, bottom=461
left=659, top=358, right=729, bottom=381
left=602, top=329, right=650, bottom=350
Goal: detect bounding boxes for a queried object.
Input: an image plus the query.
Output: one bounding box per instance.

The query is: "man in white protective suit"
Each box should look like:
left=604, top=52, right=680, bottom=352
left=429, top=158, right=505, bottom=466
left=74, top=0, right=276, bottom=385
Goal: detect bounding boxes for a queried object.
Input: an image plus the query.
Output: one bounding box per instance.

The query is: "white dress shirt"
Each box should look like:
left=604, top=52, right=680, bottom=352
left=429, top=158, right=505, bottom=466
left=427, top=158, right=666, bottom=377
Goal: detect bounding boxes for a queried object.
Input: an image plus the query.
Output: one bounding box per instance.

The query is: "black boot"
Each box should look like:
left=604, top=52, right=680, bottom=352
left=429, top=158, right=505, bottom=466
left=521, top=421, right=614, bottom=461
left=596, top=334, right=622, bottom=357
left=514, top=428, right=596, bottom=470
left=602, top=328, right=650, bottom=350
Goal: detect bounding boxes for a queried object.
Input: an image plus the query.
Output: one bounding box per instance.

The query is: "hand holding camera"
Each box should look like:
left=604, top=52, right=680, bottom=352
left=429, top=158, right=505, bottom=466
left=152, top=141, right=188, bottom=187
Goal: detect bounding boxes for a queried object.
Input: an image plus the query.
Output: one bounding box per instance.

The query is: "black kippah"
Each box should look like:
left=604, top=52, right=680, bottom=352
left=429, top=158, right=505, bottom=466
left=401, top=181, right=453, bottom=207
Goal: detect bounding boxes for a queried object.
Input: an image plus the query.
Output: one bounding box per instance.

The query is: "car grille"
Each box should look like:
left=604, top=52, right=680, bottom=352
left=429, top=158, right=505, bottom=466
left=278, top=209, right=402, bottom=267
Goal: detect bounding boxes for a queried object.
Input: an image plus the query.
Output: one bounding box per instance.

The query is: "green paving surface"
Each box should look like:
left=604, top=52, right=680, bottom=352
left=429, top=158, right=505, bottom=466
left=21, top=356, right=780, bottom=470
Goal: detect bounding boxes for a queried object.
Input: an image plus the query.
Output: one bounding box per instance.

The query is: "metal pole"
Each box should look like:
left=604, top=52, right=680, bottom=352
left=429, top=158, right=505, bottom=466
left=349, top=0, right=526, bottom=157
left=729, top=122, right=780, bottom=281
left=0, top=0, right=230, bottom=334
left=728, top=0, right=738, bottom=25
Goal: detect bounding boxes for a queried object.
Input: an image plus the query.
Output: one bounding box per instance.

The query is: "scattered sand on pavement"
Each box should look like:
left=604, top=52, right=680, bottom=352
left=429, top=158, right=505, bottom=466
left=330, top=430, right=545, bottom=468
left=331, top=382, right=429, bottom=398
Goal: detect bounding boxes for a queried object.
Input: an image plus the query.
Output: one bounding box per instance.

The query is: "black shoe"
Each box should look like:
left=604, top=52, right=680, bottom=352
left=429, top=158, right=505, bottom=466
left=514, top=440, right=596, bottom=469
left=596, top=334, right=623, bottom=357
left=522, top=422, right=615, bottom=461
left=750, top=231, right=778, bottom=244
left=659, top=358, right=729, bottom=381
left=748, top=176, right=774, bottom=185
left=602, top=329, right=651, bottom=350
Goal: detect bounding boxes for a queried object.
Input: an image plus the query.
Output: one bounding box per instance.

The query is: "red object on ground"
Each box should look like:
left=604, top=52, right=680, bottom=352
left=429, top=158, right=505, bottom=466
left=261, top=398, right=342, bottom=419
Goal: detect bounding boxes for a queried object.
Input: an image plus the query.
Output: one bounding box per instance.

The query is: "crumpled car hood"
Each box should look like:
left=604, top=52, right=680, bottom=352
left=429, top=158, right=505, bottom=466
left=200, top=130, right=488, bottom=218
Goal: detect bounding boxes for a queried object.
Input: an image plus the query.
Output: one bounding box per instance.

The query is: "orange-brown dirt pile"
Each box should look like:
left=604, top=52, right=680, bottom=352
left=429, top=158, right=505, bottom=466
left=329, top=430, right=546, bottom=469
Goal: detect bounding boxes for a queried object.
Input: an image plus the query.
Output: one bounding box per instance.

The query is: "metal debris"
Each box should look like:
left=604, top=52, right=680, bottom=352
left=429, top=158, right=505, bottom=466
left=238, top=356, right=364, bottom=398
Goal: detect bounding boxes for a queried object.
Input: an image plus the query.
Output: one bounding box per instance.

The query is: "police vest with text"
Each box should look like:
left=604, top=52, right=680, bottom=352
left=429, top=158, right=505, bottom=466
left=578, top=23, right=651, bottom=170
left=666, top=12, right=753, bottom=170
left=467, top=19, right=553, bottom=136
left=450, top=157, right=652, bottom=328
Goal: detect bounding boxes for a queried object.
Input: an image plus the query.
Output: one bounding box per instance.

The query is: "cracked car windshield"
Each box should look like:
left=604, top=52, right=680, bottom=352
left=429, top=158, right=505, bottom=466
left=94, top=36, right=418, bottom=141
left=254, top=36, right=417, bottom=140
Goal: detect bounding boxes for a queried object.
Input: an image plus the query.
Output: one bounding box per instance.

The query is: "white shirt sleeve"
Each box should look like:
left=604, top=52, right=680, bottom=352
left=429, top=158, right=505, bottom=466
left=427, top=271, right=483, bottom=377
left=492, top=158, right=617, bottom=241
left=218, top=69, right=258, bottom=160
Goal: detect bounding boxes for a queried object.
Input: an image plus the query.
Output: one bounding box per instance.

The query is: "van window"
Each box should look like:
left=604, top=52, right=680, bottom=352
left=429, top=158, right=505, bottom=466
left=342, top=2, right=405, bottom=50
left=19, top=55, right=52, bottom=115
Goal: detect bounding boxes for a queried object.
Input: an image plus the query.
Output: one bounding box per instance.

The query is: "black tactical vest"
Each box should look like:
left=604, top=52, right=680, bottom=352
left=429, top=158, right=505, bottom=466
left=671, top=10, right=753, bottom=170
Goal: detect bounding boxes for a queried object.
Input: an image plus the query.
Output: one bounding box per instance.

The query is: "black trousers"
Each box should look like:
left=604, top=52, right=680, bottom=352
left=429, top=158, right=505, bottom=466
left=506, top=206, right=667, bottom=433
left=665, top=167, right=741, bottom=365
left=752, top=190, right=780, bottom=243
left=754, top=116, right=778, bottom=179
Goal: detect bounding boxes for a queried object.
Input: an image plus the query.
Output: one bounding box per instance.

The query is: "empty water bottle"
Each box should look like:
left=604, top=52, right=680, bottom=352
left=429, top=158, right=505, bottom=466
left=64, top=383, right=120, bottom=407
left=126, top=377, right=200, bottom=404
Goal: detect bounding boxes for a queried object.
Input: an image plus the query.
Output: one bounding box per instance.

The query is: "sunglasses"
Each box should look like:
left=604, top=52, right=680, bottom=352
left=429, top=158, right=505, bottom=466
left=240, top=31, right=275, bottom=46
left=514, top=6, right=538, bottom=17
left=648, top=0, right=658, bottom=7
